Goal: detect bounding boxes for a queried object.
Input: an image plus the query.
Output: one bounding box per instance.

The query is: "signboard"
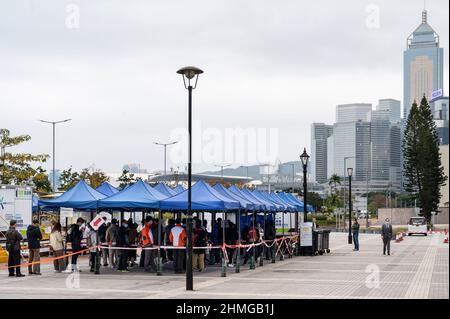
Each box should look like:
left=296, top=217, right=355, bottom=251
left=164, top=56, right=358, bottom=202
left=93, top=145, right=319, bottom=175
left=431, top=89, right=444, bottom=101
left=0, top=186, right=32, bottom=232
left=300, top=222, right=313, bottom=247
left=98, top=211, right=112, bottom=223
left=60, top=207, right=74, bottom=226
left=90, top=214, right=105, bottom=230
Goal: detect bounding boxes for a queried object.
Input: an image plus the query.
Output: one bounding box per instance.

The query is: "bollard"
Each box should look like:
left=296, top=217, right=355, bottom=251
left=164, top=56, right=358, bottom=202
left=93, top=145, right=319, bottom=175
left=235, top=250, right=241, bottom=273
left=249, top=255, right=256, bottom=270
left=221, top=257, right=227, bottom=277
left=157, top=254, right=163, bottom=276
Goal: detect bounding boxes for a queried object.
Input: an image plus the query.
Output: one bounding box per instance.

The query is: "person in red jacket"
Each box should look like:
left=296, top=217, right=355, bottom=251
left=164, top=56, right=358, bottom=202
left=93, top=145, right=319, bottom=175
left=141, top=216, right=157, bottom=273
left=169, top=218, right=186, bottom=274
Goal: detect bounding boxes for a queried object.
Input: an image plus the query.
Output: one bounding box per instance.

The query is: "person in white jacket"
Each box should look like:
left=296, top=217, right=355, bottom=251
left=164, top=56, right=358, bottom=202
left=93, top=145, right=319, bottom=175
left=49, top=222, right=65, bottom=273
left=86, top=224, right=100, bottom=273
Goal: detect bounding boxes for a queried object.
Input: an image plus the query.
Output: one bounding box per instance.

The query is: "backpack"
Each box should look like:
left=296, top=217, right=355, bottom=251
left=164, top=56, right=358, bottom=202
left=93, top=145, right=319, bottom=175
left=248, top=228, right=258, bottom=242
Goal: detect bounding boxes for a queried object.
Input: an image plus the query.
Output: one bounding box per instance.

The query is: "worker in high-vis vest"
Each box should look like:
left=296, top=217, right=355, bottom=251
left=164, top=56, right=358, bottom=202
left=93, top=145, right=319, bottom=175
left=169, top=218, right=187, bottom=274
left=141, top=216, right=157, bottom=273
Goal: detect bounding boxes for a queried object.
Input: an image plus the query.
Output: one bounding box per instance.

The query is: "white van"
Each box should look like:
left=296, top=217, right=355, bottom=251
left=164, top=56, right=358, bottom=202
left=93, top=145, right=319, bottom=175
left=407, top=217, right=428, bottom=236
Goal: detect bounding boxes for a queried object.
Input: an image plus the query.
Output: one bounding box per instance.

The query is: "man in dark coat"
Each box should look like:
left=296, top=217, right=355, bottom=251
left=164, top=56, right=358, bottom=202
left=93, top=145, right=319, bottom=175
left=117, top=219, right=130, bottom=272
left=5, top=220, right=25, bottom=277
left=26, top=219, right=42, bottom=275
left=381, top=218, right=393, bottom=255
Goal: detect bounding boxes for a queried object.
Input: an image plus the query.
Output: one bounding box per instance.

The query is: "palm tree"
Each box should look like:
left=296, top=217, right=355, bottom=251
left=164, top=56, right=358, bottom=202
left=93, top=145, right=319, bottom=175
left=328, top=174, right=341, bottom=194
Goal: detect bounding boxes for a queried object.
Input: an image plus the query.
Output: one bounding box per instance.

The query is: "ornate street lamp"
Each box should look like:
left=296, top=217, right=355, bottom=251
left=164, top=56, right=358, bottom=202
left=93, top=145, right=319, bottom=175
left=177, top=66, right=203, bottom=291
left=300, top=148, right=310, bottom=223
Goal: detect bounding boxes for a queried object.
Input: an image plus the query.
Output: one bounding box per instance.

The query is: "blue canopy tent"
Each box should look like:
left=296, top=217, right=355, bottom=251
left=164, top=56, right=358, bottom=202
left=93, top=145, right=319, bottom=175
left=172, top=185, right=185, bottom=194
left=159, top=180, right=241, bottom=211
left=241, top=188, right=276, bottom=212
left=267, top=192, right=297, bottom=212
left=252, top=189, right=285, bottom=212
left=278, top=192, right=303, bottom=211
left=154, top=183, right=177, bottom=198
left=97, top=179, right=166, bottom=210
left=286, top=193, right=314, bottom=212
left=95, top=182, right=119, bottom=197
left=228, top=185, right=265, bottom=211
left=38, top=180, right=106, bottom=210
left=212, top=183, right=255, bottom=211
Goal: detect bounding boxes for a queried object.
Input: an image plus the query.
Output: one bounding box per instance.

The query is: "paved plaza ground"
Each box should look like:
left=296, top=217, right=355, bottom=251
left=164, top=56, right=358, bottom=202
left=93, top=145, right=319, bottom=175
left=0, top=232, right=448, bottom=299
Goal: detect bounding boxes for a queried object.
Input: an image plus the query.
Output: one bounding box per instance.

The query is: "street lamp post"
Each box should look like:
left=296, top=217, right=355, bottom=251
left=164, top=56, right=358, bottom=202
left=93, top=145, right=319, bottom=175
left=154, top=141, right=179, bottom=182
left=300, top=148, right=310, bottom=224
left=347, top=167, right=353, bottom=244
left=39, top=119, right=72, bottom=192
left=177, top=66, right=203, bottom=291
left=343, top=156, right=355, bottom=230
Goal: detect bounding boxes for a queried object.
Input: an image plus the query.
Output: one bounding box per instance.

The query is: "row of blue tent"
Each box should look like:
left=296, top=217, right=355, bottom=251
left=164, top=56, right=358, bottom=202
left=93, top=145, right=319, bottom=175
left=37, top=179, right=313, bottom=213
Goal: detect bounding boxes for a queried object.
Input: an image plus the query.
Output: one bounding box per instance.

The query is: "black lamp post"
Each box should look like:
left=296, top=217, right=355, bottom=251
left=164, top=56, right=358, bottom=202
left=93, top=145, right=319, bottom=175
left=300, top=148, right=310, bottom=223
left=177, top=66, right=203, bottom=291
left=153, top=141, right=179, bottom=182
left=347, top=167, right=353, bottom=245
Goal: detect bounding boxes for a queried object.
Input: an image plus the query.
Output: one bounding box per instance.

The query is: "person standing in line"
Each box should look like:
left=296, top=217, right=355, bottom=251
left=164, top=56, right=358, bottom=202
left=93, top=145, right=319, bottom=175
left=49, top=222, right=65, bottom=272
left=86, top=224, right=100, bottom=273
left=106, top=219, right=119, bottom=269
left=97, top=218, right=109, bottom=267
left=381, top=218, right=393, bottom=255
left=193, top=219, right=208, bottom=272
left=127, top=218, right=138, bottom=268
left=117, top=219, right=130, bottom=272
left=169, top=218, right=186, bottom=274
left=26, top=219, right=43, bottom=275
left=64, top=217, right=85, bottom=273
left=352, top=218, right=360, bottom=251
left=141, top=216, right=157, bottom=273
left=165, top=218, right=175, bottom=262
left=225, top=221, right=238, bottom=268
left=5, top=220, right=25, bottom=277
left=264, top=220, right=276, bottom=260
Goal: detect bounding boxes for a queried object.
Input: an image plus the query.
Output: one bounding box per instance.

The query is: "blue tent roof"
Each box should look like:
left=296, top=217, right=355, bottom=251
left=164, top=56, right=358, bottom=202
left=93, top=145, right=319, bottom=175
left=154, top=183, right=177, bottom=197
left=97, top=179, right=166, bottom=210
left=159, top=180, right=240, bottom=211
left=240, top=187, right=276, bottom=212
left=212, top=183, right=255, bottom=211
left=268, top=192, right=297, bottom=212
left=95, top=182, right=119, bottom=197
left=252, top=189, right=285, bottom=211
left=286, top=193, right=313, bottom=212
left=228, top=185, right=265, bottom=211
left=272, top=192, right=298, bottom=212
left=278, top=192, right=303, bottom=210
left=172, top=185, right=185, bottom=194
left=38, top=180, right=106, bottom=210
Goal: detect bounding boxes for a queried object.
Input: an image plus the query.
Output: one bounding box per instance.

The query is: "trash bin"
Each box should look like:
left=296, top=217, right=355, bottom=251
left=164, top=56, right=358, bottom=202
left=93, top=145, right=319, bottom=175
left=321, top=230, right=331, bottom=254
left=313, top=230, right=323, bottom=255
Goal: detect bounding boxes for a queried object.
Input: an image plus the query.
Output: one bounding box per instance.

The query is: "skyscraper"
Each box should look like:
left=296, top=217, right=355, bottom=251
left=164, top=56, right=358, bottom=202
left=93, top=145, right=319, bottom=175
left=311, top=123, right=333, bottom=184
left=404, top=10, right=444, bottom=119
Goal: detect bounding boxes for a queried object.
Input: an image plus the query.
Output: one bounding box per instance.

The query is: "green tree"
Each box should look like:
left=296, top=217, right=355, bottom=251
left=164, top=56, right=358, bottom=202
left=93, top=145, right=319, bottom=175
left=32, top=167, right=52, bottom=194
left=59, top=167, right=80, bottom=191
left=117, top=169, right=135, bottom=189
left=79, top=168, right=109, bottom=189
left=328, top=174, right=341, bottom=194
left=324, top=193, right=342, bottom=213
left=0, top=129, right=49, bottom=185
left=403, top=96, right=447, bottom=222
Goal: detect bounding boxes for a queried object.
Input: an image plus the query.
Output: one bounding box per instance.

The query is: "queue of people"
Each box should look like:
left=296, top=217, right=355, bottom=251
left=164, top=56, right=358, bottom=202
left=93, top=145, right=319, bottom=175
left=4, top=214, right=283, bottom=277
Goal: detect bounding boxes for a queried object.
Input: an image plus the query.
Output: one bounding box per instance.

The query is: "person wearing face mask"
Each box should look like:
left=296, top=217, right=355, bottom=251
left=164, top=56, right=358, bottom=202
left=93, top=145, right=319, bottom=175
left=63, top=218, right=85, bottom=273
left=117, top=219, right=130, bottom=272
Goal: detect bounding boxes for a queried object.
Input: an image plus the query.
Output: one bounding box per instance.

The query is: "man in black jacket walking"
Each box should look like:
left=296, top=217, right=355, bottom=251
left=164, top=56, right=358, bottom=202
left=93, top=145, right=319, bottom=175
left=6, top=220, right=25, bottom=277
left=26, top=219, right=43, bottom=275
left=64, top=218, right=85, bottom=273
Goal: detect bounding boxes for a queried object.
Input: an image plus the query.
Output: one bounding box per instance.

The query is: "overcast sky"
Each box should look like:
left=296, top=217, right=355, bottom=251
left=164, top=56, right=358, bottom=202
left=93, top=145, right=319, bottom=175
left=0, top=0, right=448, bottom=175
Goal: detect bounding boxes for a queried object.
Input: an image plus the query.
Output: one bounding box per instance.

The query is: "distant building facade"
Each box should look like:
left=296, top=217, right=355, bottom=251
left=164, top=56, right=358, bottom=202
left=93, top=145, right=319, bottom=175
left=311, top=123, right=333, bottom=184
left=430, top=96, right=449, bottom=145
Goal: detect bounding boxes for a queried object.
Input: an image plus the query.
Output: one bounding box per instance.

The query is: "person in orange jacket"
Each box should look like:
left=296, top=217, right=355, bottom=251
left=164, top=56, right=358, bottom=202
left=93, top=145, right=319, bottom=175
left=169, top=218, right=186, bottom=274
left=141, top=216, right=157, bottom=273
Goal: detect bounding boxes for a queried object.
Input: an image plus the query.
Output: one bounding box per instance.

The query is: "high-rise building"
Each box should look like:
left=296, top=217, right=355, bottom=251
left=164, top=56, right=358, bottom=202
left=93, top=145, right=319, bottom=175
left=311, top=123, right=333, bottom=183
left=430, top=96, right=449, bottom=145
left=376, top=99, right=401, bottom=124
left=404, top=10, right=444, bottom=119
left=336, top=103, right=372, bottom=123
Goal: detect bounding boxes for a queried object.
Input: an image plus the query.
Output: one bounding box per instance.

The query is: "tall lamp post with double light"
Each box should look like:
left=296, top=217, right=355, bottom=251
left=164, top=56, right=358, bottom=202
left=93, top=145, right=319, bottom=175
left=177, top=66, right=203, bottom=291
left=153, top=141, right=179, bottom=182
left=39, top=119, right=72, bottom=192
left=300, top=148, right=310, bottom=223
left=347, top=167, right=353, bottom=244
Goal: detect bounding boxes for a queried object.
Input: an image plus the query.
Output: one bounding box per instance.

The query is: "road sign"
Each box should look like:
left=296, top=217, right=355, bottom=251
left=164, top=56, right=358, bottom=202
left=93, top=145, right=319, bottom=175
left=90, top=215, right=105, bottom=230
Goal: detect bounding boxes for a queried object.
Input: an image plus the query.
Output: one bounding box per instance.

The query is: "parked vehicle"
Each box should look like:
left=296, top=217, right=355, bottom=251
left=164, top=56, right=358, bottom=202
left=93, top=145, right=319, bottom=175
left=407, top=217, right=427, bottom=236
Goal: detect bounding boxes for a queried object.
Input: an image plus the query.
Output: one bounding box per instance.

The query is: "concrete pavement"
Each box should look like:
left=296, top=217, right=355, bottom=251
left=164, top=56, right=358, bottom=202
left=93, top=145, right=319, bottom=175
left=0, top=232, right=448, bottom=299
